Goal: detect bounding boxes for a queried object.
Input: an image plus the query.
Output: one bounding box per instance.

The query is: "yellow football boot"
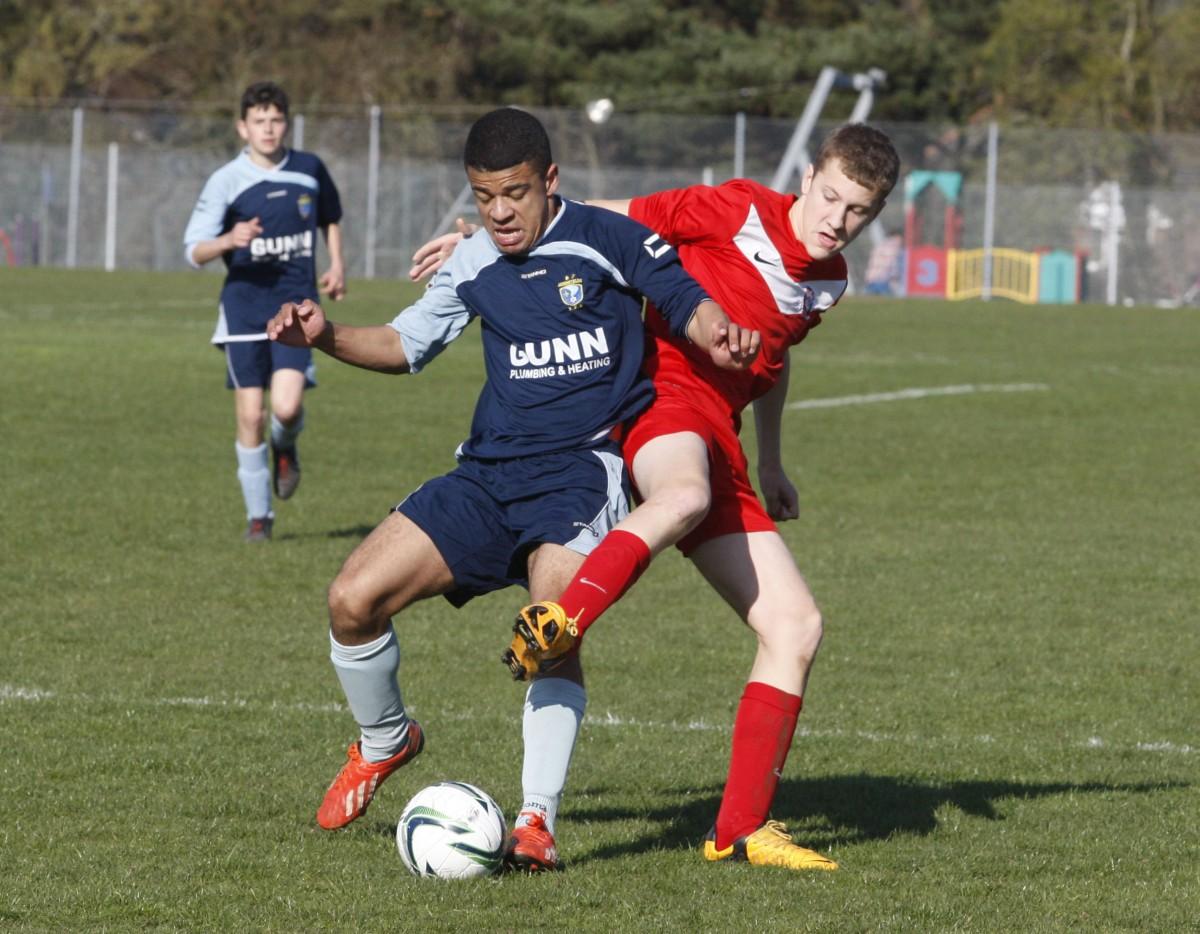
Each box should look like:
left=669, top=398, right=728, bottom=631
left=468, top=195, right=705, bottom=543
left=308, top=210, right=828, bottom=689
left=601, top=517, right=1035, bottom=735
left=703, top=820, right=838, bottom=871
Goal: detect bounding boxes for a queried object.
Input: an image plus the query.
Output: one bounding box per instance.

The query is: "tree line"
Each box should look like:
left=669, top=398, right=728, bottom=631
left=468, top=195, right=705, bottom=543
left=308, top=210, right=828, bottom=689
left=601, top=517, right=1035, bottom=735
left=2, top=0, right=1198, bottom=132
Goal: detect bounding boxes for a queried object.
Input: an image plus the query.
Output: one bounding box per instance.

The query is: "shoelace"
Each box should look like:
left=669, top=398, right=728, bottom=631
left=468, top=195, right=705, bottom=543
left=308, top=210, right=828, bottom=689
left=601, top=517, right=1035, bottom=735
left=756, top=820, right=796, bottom=849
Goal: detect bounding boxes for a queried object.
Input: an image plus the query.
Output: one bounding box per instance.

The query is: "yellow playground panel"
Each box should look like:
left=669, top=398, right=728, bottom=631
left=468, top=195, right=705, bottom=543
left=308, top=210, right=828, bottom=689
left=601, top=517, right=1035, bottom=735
left=946, top=248, right=1039, bottom=303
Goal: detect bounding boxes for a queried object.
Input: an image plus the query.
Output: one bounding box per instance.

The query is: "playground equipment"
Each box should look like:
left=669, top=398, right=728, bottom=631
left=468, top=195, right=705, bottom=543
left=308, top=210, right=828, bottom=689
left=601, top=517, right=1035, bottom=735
left=902, top=169, right=1083, bottom=303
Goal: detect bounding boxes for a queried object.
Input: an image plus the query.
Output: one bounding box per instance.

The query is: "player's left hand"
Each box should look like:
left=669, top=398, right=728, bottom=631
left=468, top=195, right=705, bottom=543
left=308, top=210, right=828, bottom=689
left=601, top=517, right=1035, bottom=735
left=688, top=301, right=760, bottom=370
left=320, top=265, right=346, bottom=301
left=712, top=319, right=761, bottom=369
left=757, top=463, right=800, bottom=521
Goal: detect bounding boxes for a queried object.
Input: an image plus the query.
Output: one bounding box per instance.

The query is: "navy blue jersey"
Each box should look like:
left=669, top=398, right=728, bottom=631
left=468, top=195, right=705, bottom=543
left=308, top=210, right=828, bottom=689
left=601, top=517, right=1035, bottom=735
left=390, top=197, right=709, bottom=460
left=183, top=148, right=342, bottom=343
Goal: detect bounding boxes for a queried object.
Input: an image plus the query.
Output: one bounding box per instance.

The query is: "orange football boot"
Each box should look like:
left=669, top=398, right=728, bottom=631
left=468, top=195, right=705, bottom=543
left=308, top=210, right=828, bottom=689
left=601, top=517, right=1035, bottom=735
left=504, top=812, right=559, bottom=872
left=316, top=721, right=424, bottom=830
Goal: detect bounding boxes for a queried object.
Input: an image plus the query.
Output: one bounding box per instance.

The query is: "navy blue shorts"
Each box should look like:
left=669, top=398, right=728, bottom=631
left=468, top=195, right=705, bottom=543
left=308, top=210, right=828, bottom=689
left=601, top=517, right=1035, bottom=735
left=397, top=442, right=629, bottom=607
left=223, top=340, right=316, bottom=390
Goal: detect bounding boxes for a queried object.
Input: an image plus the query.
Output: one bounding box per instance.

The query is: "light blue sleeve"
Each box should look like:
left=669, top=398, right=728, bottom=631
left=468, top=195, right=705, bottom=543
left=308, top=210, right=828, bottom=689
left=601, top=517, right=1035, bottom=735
left=182, top=165, right=234, bottom=267
left=388, top=264, right=475, bottom=374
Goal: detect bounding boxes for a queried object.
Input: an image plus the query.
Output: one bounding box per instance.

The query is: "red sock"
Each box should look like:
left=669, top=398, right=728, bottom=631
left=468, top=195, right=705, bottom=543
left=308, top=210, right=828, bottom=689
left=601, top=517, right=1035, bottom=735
left=714, top=682, right=803, bottom=849
left=557, top=530, right=652, bottom=635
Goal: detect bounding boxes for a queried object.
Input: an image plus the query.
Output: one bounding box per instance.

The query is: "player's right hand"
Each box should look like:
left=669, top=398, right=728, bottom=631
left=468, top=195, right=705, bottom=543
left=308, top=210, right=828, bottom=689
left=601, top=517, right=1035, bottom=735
left=408, top=218, right=476, bottom=281
left=267, top=298, right=327, bottom=347
left=228, top=217, right=263, bottom=249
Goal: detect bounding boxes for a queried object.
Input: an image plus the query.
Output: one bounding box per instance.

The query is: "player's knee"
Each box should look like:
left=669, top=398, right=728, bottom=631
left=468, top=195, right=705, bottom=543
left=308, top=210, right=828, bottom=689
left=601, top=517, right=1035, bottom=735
left=273, top=399, right=303, bottom=425
left=756, top=601, right=823, bottom=669
left=326, top=572, right=379, bottom=640
left=237, top=411, right=265, bottom=439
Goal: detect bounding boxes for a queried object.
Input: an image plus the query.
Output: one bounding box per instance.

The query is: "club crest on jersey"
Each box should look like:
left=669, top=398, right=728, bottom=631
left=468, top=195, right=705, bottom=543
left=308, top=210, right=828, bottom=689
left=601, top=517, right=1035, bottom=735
left=798, top=285, right=819, bottom=322
left=297, top=193, right=313, bottom=220
left=557, top=275, right=584, bottom=310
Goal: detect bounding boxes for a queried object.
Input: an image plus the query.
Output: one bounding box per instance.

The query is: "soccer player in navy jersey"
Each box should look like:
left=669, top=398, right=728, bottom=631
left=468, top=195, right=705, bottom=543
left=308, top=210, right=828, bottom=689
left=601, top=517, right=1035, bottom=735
left=413, top=123, right=900, bottom=871
left=267, top=107, right=758, bottom=870
left=184, top=81, right=346, bottom=542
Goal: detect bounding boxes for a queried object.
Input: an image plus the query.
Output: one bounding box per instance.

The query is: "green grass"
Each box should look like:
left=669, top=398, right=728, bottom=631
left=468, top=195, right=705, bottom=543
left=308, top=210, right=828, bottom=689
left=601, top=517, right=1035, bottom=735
left=2, top=268, right=1197, bottom=932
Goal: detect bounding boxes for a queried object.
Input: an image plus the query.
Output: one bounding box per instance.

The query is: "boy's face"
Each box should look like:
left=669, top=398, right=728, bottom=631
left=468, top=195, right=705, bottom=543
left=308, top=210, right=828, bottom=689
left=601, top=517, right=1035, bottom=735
left=468, top=161, right=559, bottom=255
left=237, top=104, right=288, bottom=160
left=793, top=157, right=885, bottom=260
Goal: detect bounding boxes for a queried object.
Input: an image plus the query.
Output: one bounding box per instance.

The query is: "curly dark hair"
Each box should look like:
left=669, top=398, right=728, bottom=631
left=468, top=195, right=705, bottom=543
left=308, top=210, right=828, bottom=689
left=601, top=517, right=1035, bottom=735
left=813, top=124, right=900, bottom=198
left=464, top=108, right=552, bottom=176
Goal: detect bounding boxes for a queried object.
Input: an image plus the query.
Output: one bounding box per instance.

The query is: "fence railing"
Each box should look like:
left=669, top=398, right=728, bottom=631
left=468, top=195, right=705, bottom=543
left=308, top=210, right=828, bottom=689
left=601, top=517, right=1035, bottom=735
left=2, top=100, right=1198, bottom=307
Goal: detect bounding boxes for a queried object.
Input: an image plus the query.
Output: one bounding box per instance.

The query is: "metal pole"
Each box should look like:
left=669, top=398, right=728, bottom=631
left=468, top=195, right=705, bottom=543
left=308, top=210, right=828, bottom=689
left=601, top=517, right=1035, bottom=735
left=66, top=106, right=83, bottom=268
left=702, top=166, right=714, bottom=186
left=292, top=113, right=305, bottom=150
left=1105, top=182, right=1120, bottom=305
left=733, top=111, right=745, bottom=179
left=104, top=142, right=118, bottom=271
left=365, top=104, right=381, bottom=279
left=982, top=121, right=998, bottom=301
left=770, top=65, right=837, bottom=192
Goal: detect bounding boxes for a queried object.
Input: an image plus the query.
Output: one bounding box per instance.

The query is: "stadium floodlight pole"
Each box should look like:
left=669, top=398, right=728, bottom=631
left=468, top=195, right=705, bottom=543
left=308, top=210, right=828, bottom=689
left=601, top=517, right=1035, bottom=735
left=66, top=106, right=83, bottom=268
left=982, top=121, right=999, bottom=301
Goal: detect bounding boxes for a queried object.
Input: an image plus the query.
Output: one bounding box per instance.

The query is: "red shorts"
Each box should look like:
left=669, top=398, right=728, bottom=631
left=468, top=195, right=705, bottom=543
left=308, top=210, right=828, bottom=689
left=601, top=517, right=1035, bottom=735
left=622, top=381, right=776, bottom=556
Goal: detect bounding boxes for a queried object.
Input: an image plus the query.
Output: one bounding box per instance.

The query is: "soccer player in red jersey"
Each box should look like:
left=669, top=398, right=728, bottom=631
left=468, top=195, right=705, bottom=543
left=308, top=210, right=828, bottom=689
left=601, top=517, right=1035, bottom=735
left=412, top=123, right=900, bottom=870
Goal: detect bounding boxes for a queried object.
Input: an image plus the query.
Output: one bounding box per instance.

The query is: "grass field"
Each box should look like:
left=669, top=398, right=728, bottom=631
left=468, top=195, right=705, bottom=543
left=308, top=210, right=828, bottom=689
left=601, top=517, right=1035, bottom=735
left=2, top=267, right=1197, bottom=932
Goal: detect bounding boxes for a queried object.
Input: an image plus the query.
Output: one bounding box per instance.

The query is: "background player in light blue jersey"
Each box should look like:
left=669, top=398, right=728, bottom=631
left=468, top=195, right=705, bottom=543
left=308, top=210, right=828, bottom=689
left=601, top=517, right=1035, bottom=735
left=184, top=81, right=346, bottom=542
left=267, top=108, right=759, bottom=870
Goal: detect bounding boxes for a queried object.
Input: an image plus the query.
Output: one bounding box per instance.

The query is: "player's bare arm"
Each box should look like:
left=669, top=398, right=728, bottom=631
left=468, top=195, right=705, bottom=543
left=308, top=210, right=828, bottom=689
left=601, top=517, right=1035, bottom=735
left=687, top=300, right=761, bottom=370
left=268, top=299, right=410, bottom=374
left=320, top=221, right=347, bottom=300
left=408, top=218, right=476, bottom=281
left=190, top=217, right=264, bottom=265
left=752, top=352, right=799, bottom=521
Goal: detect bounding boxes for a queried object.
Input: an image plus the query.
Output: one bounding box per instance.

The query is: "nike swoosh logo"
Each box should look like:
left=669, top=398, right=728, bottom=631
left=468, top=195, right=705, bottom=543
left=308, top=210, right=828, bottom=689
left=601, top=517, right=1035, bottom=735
left=754, top=250, right=778, bottom=266
left=579, top=577, right=608, bottom=594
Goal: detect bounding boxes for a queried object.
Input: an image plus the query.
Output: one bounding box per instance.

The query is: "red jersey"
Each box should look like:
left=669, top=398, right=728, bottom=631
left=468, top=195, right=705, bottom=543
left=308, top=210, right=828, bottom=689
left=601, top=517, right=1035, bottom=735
left=630, top=179, right=848, bottom=421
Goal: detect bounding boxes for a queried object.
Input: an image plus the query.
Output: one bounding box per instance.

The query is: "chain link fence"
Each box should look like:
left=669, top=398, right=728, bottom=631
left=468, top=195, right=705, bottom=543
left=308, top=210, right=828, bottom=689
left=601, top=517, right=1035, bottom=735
left=2, top=100, right=1199, bottom=306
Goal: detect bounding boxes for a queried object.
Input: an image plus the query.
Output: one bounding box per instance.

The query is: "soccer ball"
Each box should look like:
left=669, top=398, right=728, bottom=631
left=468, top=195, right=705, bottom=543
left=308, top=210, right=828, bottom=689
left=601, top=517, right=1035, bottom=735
left=396, top=781, right=506, bottom=879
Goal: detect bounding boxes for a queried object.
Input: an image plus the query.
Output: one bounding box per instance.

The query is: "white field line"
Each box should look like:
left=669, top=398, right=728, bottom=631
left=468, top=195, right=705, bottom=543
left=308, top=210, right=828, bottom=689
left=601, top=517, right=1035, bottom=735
left=2, top=683, right=1193, bottom=757
left=787, top=382, right=1050, bottom=410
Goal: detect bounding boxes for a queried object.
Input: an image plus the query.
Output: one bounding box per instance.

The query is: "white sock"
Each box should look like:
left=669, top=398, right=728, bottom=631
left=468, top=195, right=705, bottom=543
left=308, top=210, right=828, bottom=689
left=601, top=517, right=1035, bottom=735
left=235, top=442, right=272, bottom=519
left=520, top=677, right=586, bottom=835
left=270, top=409, right=304, bottom=449
left=329, top=626, right=411, bottom=763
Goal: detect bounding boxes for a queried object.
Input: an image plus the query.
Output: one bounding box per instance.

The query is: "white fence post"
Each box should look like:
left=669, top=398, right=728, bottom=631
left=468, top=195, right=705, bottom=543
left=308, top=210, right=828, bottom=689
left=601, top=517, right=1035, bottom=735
left=733, top=111, right=745, bottom=179
left=365, top=104, right=381, bottom=279
left=104, top=142, right=119, bottom=271
left=66, top=106, right=83, bottom=268
left=293, top=113, right=305, bottom=150
left=982, top=121, right=998, bottom=301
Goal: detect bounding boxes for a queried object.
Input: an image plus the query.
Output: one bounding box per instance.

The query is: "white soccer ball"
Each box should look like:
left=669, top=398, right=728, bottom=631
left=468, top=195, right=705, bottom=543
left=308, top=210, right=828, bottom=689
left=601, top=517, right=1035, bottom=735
left=396, top=781, right=506, bottom=879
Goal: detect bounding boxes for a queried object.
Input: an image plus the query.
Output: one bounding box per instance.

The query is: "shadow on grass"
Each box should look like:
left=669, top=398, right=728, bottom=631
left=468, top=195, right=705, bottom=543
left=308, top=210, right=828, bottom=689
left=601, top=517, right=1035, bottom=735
left=274, top=524, right=376, bottom=542
left=566, top=774, right=1189, bottom=865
